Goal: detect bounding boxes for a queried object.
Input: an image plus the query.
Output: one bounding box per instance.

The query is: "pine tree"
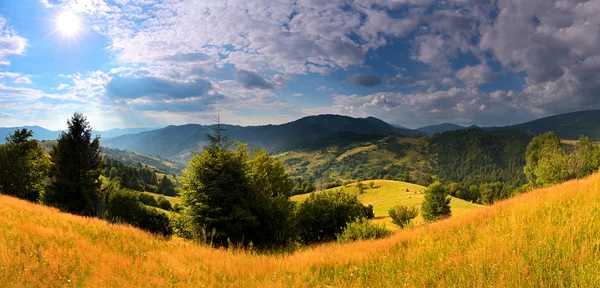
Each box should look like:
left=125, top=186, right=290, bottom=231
left=421, top=181, right=451, bottom=222
left=45, top=113, right=103, bottom=216
left=158, top=175, right=175, bottom=196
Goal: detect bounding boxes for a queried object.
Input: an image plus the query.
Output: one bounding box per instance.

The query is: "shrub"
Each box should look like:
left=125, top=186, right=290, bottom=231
left=421, top=181, right=451, bottom=222
left=388, top=205, right=419, bottom=228
left=368, top=181, right=375, bottom=188
left=139, top=193, right=159, bottom=207
left=104, top=189, right=172, bottom=236
left=336, top=218, right=392, bottom=243
left=157, top=196, right=172, bottom=211
left=296, top=189, right=371, bottom=243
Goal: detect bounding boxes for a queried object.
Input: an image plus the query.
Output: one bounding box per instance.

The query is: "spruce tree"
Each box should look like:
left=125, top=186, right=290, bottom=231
left=421, top=181, right=451, bottom=222
left=45, top=113, right=103, bottom=216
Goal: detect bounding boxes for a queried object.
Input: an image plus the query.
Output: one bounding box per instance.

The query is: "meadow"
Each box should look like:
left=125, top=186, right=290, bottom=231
left=2, top=172, right=600, bottom=287
left=291, top=180, right=481, bottom=227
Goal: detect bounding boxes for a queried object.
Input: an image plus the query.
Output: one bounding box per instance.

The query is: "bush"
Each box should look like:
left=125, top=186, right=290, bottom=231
left=139, top=193, right=159, bottom=207
left=157, top=196, right=172, bottom=211
left=388, top=205, right=418, bottom=228
left=296, top=189, right=371, bottom=243
left=421, top=181, right=451, bottom=222
left=336, top=218, right=392, bottom=243
left=104, top=189, right=172, bottom=236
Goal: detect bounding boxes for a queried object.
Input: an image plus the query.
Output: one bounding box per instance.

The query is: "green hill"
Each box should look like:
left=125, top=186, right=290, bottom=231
left=276, top=134, right=429, bottom=183
left=291, top=180, right=481, bottom=227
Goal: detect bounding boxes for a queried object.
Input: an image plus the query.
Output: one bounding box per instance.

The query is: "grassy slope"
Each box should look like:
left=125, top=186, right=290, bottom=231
left=3, top=174, right=600, bottom=287
left=291, top=180, right=481, bottom=227
left=274, top=136, right=427, bottom=181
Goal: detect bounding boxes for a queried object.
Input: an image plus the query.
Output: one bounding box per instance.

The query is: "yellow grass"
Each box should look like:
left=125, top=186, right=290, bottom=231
left=291, top=180, right=481, bottom=227
left=3, top=173, right=600, bottom=287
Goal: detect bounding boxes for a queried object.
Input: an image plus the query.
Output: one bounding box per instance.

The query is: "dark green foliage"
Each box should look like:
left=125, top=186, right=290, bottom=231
left=0, top=129, right=50, bottom=202
left=428, top=129, right=532, bottom=187
left=103, top=187, right=172, bottom=236
left=446, top=182, right=514, bottom=205
left=368, top=181, right=375, bottom=188
left=291, top=178, right=315, bottom=195
left=402, top=167, right=411, bottom=183
left=181, top=126, right=296, bottom=248
left=388, top=205, right=419, bottom=228
left=138, top=193, right=159, bottom=207
left=157, top=196, right=172, bottom=211
left=336, top=218, right=392, bottom=243
left=157, top=175, right=175, bottom=196
left=421, top=181, right=452, bottom=222
left=295, top=189, right=371, bottom=243
left=570, top=135, right=600, bottom=179
left=44, top=113, right=103, bottom=216
left=102, top=158, right=159, bottom=192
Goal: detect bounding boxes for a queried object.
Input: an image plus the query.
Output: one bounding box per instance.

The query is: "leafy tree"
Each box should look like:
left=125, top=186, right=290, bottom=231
left=524, top=132, right=570, bottom=187
left=388, top=205, right=419, bottom=228
left=0, top=129, right=50, bottom=202
left=180, top=122, right=296, bottom=248
left=295, top=189, right=371, bottom=243
left=109, top=167, right=119, bottom=179
left=368, top=181, right=375, bottom=189
left=44, top=113, right=103, bottom=216
left=570, top=135, right=598, bottom=178
left=421, top=181, right=451, bottom=222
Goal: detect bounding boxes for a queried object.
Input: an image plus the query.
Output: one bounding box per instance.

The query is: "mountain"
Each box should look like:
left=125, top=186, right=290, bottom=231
left=103, top=114, right=420, bottom=162
left=417, top=123, right=466, bottom=135
left=95, top=127, right=159, bottom=139
left=0, top=126, right=61, bottom=144
left=0, top=126, right=159, bottom=144
left=487, top=110, right=600, bottom=140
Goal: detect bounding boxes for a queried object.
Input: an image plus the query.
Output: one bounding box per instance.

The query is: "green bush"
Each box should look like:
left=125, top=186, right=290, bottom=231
left=336, top=218, right=392, bottom=243
left=421, top=181, right=452, bottom=222
left=388, top=205, right=418, bottom=228
left=157, top=196, right=172, bottom=211
left=295, top=189, right=371, bottom=243
left=104, top=189, right=172, bottom=236
left=138, top=193, right=159, bottom=207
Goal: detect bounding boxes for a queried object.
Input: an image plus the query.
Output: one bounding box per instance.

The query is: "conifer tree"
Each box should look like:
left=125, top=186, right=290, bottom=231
left=45, top=113, right=103, bottom=216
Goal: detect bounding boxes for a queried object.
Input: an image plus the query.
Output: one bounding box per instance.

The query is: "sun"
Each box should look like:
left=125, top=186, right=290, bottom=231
left=56, top=11, right=81, bottom=36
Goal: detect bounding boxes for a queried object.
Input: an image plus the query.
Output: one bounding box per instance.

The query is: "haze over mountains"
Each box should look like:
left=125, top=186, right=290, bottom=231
left=0, top=127, right=158, bottom=144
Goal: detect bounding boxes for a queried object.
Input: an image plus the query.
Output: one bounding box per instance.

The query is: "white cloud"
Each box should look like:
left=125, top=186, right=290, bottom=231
left=0, top=17, right=28, bottom=66
left=14, top=76, right=32, bottom=84
left=456, top=64, right=493, bottom=86
left=292, top=93, right=302, bottom=97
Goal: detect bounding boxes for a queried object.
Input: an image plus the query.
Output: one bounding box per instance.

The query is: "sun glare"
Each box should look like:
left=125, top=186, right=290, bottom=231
left=56, top=11, right=81, bottom=36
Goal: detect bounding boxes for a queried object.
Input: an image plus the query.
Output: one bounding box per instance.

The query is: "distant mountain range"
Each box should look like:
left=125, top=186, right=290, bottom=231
left=4, top=110, right=600, bottom=162
left=0, top=126, right=159, bottom=144
left=102, top=114, right=419, bottom=162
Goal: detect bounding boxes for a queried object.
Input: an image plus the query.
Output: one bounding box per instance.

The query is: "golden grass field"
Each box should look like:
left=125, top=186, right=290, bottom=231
left=291, top=180, right=481, bottom=227
left=2, top=173, right=600, bottom=287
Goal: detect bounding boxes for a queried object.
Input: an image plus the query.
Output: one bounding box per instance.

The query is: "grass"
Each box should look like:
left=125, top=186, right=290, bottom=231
left=291, top=180, right=481, bottom=227
left=2, top=173, right=600, bottom=286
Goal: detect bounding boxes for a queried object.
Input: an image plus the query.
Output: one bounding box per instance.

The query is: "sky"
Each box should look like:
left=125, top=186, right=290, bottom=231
left=0, top=0, right=599, bottom=130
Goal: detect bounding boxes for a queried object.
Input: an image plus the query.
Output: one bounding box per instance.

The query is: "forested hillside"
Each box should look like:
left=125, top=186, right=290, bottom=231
left=427, top=129, right=532, bottom=187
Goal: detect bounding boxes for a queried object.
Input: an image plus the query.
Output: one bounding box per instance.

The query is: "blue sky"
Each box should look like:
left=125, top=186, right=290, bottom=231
left=1, top=0, right=600, bottom=130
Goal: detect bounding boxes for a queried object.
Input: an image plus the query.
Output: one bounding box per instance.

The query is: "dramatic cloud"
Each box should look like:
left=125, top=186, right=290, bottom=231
left=234, top=70, right=274, bottom=90
left=349, top=74, right=382, bottom=87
